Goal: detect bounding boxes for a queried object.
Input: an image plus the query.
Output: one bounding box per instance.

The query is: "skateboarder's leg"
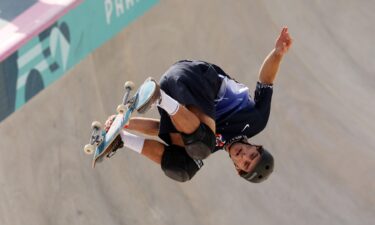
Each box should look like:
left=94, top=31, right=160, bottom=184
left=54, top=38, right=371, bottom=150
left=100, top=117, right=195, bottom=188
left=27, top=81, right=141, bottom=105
left=109, top=125, right=200, bottom=182
left=117, top=129, right=164, bottom=164
left=133, top=139, right=202, bottom=182
left=160, top=144, right=203, bottom=182
left=134, top=77, right=215, bottom=135
left=158, top=90, right=216, bottom=160
left=133, top=76, right=216, bottom=160
left=134, top=78, right=208, bottom=132
left=127, top=117, right=160, bottom=136
left=140, top=139, right=165, bottom=164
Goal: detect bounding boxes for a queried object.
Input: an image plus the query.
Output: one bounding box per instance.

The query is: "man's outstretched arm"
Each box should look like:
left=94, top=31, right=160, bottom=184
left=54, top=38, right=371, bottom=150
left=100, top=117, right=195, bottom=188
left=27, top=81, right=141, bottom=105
left=258, top=27, right=293, bottom=84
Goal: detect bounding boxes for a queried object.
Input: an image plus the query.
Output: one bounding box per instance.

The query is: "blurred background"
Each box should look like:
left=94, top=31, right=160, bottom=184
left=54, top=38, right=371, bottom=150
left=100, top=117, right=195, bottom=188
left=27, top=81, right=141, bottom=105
left=0, top=0, right=374, bottom=225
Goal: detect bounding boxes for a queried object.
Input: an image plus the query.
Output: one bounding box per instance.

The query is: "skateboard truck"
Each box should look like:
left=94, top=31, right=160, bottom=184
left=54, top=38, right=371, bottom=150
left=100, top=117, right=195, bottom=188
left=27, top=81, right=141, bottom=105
left=84, top=121, right=104, bottom=155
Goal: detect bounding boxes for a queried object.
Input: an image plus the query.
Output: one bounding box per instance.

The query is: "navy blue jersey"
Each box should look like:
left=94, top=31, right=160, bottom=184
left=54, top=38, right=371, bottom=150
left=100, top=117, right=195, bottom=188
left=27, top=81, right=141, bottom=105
left=157, top=60, right=273, bottom=152
left=215, top=75, right=255, bottom=121
left=214, top=82, right=273, bottom=151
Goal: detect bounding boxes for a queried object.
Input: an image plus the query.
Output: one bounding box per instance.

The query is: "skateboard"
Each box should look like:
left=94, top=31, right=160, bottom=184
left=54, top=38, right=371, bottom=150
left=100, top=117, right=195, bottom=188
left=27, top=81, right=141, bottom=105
left=83, top=78, right=158, bottom=168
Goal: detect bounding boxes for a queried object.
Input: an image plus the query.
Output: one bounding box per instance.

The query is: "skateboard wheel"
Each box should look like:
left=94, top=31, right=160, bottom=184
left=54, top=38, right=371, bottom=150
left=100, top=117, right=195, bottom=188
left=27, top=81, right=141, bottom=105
left=91, top=121, right=102, bottom=130
left=124, top=81, right=135, bottom=90
left=84, top=144, right=95, bottom=155
left=117, top=104, right=126, bottom=113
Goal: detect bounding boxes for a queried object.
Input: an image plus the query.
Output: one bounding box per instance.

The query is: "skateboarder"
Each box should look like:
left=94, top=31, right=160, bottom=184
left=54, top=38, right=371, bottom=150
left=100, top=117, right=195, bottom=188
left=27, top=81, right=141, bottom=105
left=105, top=27, right=292, bottom=183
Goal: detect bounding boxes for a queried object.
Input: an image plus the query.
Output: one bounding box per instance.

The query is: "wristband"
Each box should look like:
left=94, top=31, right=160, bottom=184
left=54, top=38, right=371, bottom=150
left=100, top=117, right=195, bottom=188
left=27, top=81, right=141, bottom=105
left=256, top=82, right=273, bottom=89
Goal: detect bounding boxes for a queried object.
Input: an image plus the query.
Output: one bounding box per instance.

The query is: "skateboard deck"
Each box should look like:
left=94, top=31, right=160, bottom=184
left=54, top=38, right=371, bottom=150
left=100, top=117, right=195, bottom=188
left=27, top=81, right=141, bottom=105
left=84, top=78, right=157, bottom=168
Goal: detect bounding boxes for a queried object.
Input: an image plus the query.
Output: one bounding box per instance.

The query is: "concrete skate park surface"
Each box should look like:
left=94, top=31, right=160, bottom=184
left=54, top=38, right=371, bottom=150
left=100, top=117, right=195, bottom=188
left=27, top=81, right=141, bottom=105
left=0, top=0, right=374, bottom=225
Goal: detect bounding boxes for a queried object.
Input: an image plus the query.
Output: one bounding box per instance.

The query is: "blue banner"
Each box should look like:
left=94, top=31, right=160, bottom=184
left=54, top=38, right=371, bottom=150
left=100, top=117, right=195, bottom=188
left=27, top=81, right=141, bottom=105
left=0, top=0, right=159, bottom=122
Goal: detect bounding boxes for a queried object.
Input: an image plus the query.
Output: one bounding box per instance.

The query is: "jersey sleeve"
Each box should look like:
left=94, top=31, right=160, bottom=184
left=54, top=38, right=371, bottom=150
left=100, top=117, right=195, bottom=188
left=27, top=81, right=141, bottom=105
left=253, top=82, right=273, bottom=125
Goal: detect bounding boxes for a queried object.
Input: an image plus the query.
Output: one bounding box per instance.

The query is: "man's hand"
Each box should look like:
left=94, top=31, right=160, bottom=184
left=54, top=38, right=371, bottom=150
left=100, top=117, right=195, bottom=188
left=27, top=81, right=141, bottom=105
left=275, top=27, right=293, bottom=56
left=258, top=27, right=293, bottom=84
left=103, top=115, right=124, bottom=151
left=104, top=115, right=117, bottom=132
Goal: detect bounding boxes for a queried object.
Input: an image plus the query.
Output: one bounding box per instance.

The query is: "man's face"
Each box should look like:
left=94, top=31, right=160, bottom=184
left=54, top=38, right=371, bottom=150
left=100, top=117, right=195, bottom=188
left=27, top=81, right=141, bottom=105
left=227, top=142, right=261, bottom=173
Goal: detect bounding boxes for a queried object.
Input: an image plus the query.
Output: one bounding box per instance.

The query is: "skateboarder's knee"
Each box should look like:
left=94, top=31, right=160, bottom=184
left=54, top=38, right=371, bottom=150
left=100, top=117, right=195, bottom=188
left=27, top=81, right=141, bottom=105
left=181, top=123, right=216, bottom=160
left=161, top=145, right=203, bottom=182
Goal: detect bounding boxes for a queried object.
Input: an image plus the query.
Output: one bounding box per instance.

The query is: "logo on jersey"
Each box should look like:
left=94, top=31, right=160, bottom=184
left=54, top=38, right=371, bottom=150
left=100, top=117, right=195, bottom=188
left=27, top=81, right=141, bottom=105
left=241, top=124, right=250, bottom=132
left=216, top=134, right=225, bottom=147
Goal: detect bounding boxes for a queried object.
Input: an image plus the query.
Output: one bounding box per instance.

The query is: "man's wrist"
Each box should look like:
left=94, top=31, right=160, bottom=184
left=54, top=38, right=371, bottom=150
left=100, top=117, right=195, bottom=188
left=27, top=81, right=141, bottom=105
left=256, top=82, right=273, bottom=89
left=273, top=48, right=285, bottom=58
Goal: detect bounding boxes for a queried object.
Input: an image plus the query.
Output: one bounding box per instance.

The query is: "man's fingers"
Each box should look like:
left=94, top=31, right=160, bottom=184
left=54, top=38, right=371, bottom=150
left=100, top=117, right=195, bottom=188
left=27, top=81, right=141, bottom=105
left=281, top=27, right=292, bottom=46
left=281, top=26, right=288, bottom=34
left=104, top=115, right=117, bottom=131
left=275, top=26, right=292, bottom=54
